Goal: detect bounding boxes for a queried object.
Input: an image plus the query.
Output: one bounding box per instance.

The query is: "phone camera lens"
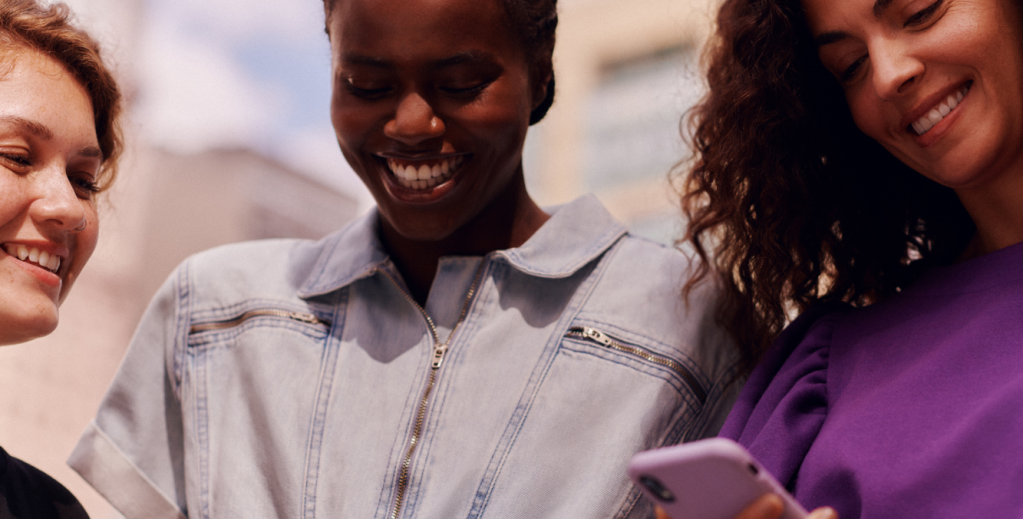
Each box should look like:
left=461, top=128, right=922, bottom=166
left=747, top=463, right=760, bottom=476
left=639, top=475, right=675, bottom=503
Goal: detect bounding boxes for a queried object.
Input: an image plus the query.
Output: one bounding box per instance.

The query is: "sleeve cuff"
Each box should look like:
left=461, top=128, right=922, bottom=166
left=68, top=422, right=187, bottom=519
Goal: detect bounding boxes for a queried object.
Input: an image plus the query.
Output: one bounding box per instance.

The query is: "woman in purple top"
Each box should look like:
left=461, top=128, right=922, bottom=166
left=669, top=0, right=1023, bottom=517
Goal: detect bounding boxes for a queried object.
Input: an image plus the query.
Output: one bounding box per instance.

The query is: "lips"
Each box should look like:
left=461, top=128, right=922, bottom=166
left=910, top=83, right=971, bottom=136
left=3, top=244, right=62, bottom=273
left=384, top=155, right=466, bottom=190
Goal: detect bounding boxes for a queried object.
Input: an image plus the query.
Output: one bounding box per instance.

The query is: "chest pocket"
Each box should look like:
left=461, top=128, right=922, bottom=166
left=183, top=306, right=332, bottom=517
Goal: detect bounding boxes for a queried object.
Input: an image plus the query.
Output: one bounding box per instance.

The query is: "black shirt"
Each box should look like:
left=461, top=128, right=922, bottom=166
left=0, top=446, right=88, bottom=519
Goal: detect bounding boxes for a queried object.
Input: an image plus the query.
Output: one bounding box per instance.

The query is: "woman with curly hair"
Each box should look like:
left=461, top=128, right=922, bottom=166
left=677, top=0, right=1023, bottom=516
left=0, top=0, right=122, bottom=516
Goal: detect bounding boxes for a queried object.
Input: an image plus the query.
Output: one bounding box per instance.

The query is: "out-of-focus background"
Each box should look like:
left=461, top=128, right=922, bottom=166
left=0, top=0, right=715, bottom=516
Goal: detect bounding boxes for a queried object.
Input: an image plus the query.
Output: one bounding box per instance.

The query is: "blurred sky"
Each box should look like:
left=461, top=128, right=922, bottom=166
left=66, top=0, right=371, bottom=202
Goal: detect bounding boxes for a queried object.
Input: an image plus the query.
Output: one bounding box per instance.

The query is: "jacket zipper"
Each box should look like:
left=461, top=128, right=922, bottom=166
left=565, top=326, right=707, bottom=404
left=377, top=260, right=487, bottom=519
left=189, top=309, right=329, bottom=335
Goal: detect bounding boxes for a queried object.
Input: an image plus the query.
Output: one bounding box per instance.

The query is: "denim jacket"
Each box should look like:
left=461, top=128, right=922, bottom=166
left=70, top=195, right=740, bottom=519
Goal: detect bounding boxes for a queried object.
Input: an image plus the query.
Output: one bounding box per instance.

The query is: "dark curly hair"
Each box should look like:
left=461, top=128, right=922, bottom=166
left=682, top=0, right=980, bottom=374
left=0, top=0, right=123, bottom=192
left=323, top=0, right=557, bottom=125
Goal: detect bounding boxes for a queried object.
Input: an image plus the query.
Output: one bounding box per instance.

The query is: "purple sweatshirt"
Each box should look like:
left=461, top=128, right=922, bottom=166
left=721, top=241, right=1023, bottom=518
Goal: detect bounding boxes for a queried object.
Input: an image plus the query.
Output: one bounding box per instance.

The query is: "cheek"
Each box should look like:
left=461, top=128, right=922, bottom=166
left=845, top=88, right=888, bottom=142
left=59, top=217, right=98, bottom=304
left=331, top=103, right=376, bottom=157
left=465, top=89, right=532, bottom=155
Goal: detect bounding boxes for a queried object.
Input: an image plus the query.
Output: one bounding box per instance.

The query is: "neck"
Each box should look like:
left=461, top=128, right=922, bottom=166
left=955, top=163, right=1023, bottom=259
left=379, top=175, right=549, bottom=305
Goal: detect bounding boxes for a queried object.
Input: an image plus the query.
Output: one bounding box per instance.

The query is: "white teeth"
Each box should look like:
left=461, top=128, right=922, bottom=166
left=912, top=84, right=970, bottom=136
left=385, top=156, right=465, bottom=190
left=3, top=244, right=61, bottom=273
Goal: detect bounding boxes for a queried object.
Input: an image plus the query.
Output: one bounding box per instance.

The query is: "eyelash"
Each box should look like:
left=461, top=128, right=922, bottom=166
left=344, top=79, right=493, bottom=100
left=905, top=0, right=944, bottom=27
left=0, top=153, right=31, bottom=168
left=344, top=81, right=393, bottom=99
left=838, top=0, right=944, bottom=82
left=72, top=176, right=100, bottom=196
left=439, top=81, right=492, bottom=98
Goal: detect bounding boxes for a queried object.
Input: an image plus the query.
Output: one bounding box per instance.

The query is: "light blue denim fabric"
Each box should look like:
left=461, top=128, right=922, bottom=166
left=69, top=195, right=740, bottom=519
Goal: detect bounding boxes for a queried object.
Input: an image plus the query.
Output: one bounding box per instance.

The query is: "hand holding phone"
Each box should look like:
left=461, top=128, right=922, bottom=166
left=629, top=438, right=807, bottom=519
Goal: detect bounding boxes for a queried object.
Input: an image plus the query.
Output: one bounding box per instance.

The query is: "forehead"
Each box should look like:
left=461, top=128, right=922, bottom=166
left=327, top=0, right=521, bottom=61
left=0, top=47, right=96, bottom=143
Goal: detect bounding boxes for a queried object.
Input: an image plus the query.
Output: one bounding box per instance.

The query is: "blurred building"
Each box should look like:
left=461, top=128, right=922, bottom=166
left=536, top=0, right=714, bottom=243
left=0, top=0, right=713, bottom=517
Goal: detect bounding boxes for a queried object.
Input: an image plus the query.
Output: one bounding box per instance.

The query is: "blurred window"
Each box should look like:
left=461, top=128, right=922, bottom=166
left=583, top=46, right=702, bottom=192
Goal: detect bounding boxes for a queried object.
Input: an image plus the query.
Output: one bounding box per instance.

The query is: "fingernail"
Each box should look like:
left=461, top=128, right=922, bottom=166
left=809, top=507, right=839, bottom=519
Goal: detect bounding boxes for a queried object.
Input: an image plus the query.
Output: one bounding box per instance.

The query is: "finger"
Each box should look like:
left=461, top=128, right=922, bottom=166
left=807, top=507, right=839, bottom=519
left=654, top=505, right=672, bottom=519
left=736, top=493, right=784, bottom=519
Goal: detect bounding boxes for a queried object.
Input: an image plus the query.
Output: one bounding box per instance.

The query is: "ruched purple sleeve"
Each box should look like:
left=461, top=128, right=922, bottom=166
left=719, top=303, right=848, bottom=490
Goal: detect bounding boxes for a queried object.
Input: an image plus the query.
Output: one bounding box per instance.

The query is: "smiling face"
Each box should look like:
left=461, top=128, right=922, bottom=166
left=327, top=0, right=544, bottom=243
left=0, top=47, right=101, bottom=345
left=804, top=0, right=1023, bottom=190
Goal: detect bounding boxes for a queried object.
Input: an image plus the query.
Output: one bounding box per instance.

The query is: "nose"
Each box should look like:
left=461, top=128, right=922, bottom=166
left=870, top=38, right=923, bottom=100
left=29, top=165, right=87, bottom=233
left=383, top=92, right=446, bottom=146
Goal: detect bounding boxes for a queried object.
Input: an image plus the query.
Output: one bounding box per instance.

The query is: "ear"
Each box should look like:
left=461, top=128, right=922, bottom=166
left=531, top=66, right=553, bottom=112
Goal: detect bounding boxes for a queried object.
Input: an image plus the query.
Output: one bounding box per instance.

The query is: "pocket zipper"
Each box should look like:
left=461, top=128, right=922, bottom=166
left=566, top=326, right=707, bottom=404
left=189, top=309, right=330, bottom=334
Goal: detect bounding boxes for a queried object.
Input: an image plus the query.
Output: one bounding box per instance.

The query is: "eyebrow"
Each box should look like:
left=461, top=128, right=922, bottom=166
left=434, top=51, right=496, bottom=68
left=873, top=0, right=894, bottom=17
left=340, top=50, right=497, bottom=70
left=0, top=115, right=53, bottom=140
left=815, top=0, right=893, bottom=47
left=79, top=146, right=103, bottom=158
left=341, top=54, right=393, bottom=69
left=0, top=115, right=103, bottom=159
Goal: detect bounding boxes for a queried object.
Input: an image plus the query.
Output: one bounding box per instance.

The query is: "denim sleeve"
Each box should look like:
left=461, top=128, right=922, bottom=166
left=68, top=265, right=189, bottom=519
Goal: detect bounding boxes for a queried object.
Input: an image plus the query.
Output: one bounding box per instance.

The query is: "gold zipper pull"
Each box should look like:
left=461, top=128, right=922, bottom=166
left=431, top=344, right=448, bottom=369
left=582, top=327, right=614, bottom=347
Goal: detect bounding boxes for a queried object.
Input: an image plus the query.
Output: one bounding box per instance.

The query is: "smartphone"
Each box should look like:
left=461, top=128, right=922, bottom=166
left=628, top=438, right=807, bottom=519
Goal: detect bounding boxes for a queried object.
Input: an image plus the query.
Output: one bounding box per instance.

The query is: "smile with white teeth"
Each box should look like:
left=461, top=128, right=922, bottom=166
left=386, top=156, right=465, bottom=190
left=3, top=244, right=61, bottom=273
left=911, top=84, right=971, bottom=136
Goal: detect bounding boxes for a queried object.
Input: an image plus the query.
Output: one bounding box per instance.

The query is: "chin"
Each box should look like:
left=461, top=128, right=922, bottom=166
left=0, top=308, right=59, bottom=346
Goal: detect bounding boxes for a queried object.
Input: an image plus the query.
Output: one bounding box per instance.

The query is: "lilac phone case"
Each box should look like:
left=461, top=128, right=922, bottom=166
left=628, top=438, right=808, bottom=519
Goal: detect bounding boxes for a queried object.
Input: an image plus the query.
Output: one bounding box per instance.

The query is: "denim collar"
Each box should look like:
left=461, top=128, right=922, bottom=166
left=298, top=194, right=627, bottom=298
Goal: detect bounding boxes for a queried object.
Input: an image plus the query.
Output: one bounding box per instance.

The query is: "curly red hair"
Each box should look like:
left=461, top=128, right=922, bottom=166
left=681, top=0, right=980, bottom=373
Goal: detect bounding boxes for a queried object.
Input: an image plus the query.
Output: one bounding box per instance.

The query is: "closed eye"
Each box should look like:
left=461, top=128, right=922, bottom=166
left=840, top=55, right=868, bottom=83
left=0, top=152, right=31, bottom=168
left=70, top=175, right=100, bottom=198
left=439, top=80, right=493, bottom=98
left=905, top=0, right=944, bottom=27
left=344, top=80, right=394, bottom=100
